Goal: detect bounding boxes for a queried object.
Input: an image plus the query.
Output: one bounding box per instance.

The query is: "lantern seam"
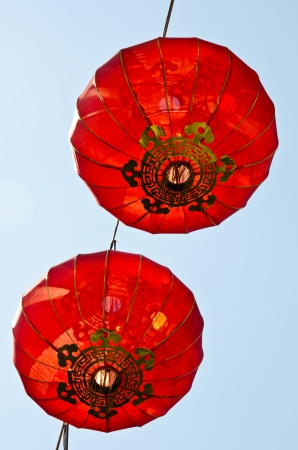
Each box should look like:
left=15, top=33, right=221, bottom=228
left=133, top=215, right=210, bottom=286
left=134, top=404, right=158, bottom=419
left=94, top=72, right=141, bottom=146
left=212, top=80, right=261, bottom=152
left=189, top=38, right=200, bottom=117
left=72, top=146, right=124, bottom=170
left=145, top=364, right=201, bottom=382
left=13, top=335, right=65, bottom=372
left=130, top=271, right=174, bottom=354
left=104, top=194, right=148, bottom=211
left=74, top=255, right=94, bottom=347
left=124, top=210, right=150, bottom=227
left=236, top=147, right=277, bottom=168
left=158, top=37, right=174, bottom=139
left=110, top=254, right=142, bottom=367
left=152, top=295, right=196, bottom=350
left=121, top=405, right=140, bottom=428
left=228, top=115, right=276, bottom=157
left=45, top=270, right=77, bottom=346
left=119, top=49, right=151, bottom=126
left=154, top=213, right=167, bottom=234
left=75, top=107, right=143, bottom=162
left=208, top=48, right=231, bottom=126
left=20, top=305, right=59, bottom=352
left=202, top=209, right=218, bottom=226
left=154, top=331, right=203, bottom=366
left=214, top=199, right=242, bottom=211
left=102, top=250, right=109, bottom=326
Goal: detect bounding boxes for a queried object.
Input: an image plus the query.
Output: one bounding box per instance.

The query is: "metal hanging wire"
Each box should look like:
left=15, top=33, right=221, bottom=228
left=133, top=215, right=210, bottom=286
left=110, top=219, right=120, bottom=250
left=55, top=423, right=69, bottom=450
left=163, top=0, right=175, bottom=37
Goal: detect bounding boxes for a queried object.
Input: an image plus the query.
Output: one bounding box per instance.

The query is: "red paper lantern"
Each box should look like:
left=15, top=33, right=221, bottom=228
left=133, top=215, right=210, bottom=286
left=13, top=251, right=204, bottom=432
left=70, top=37, right=278, bottom=234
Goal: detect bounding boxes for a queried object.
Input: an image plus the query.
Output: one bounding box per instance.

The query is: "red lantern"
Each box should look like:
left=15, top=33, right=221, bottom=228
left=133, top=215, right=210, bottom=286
left=70, top=37, right=278, bottom=234
left=13, top=250, right=204, bottom=432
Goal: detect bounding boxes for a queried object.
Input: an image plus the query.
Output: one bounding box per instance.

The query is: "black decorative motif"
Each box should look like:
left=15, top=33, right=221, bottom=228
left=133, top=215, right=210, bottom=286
left=121, top=122, right=236, bottom=214
left=57, top=328, right=155, bottom=420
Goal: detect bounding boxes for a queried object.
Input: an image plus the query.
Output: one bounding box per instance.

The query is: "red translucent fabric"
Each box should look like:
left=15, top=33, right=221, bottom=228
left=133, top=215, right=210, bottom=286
left=70, top=37, right=278, bottom=234
left=13, top=251, right=204, bottom=433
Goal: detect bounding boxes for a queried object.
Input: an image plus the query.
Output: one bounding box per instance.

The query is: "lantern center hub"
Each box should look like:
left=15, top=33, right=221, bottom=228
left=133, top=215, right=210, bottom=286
left=92, top=368, right=120, bottom=394
left=163, top=163, right=194, bottom=192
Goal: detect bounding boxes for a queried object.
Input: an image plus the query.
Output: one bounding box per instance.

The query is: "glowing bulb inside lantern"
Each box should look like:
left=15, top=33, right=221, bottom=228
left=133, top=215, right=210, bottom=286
left=94, top=369, right=118, bottom=390
left=151, top=312, right=167, bottom=331
left=164, top=163, right=193, bottom=193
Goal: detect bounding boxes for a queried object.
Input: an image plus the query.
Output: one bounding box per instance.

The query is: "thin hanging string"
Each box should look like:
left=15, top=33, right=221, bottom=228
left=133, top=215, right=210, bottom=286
left=109, top=219, right=119, bottom=250
left=163, top=0, right=175, bottom=37
left=55, top=423, right=69, bottom=450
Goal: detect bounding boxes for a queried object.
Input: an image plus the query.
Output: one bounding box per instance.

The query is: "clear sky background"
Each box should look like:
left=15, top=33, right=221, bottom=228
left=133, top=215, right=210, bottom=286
left=1, top=0, right=297, bottom=448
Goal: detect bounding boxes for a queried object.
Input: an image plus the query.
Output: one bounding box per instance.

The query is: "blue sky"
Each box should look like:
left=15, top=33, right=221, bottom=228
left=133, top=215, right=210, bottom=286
left=1, top=1, right=297, bottom=449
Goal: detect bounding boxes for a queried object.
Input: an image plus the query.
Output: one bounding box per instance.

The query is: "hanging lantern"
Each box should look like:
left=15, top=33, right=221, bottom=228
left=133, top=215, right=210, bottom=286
left=70, top=37, right=278, bottom=234
left=13, top=250, right=204, bottom=432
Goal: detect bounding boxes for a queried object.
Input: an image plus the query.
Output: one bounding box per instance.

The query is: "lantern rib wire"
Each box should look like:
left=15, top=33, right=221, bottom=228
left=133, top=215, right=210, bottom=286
left=72, top=135, right=141, bottom=167
left=146, top=364, right=202, bottom=382
left=87, top=181, right=128, bottom=190
left=188, top=38, right=200, bottom=118
left=227, top=115, right=276, bottom=158
left=20, top=306, right=59, bottom=352
left=202, top=209, right=218, bottom=226
left=94, top=73, right=140, bottom=146
left=207, top=49, right=231, bottom=126
left=121, top=405, right=139, bottom=427
left=126, top=210, right=150, bottom=227
left=76, top=109, right=143, bottom=162
left=215, top=199, right=242, bottom=211
left=154, top=331, right=203, bottom=366
left=109, top=255, right=142, bottom=367
left=74, top=256, right=95, bottom=347
left=13, top=335, right=63, bottom=372
left=129, top=272, right=174, bottom=354
left=212, top=81, right=261, bottom=152
left=157, top=38, right=174, bottom=139
left=135, top=404, right=158, bottom=418
left=154, top=213, right=167, bottom=234
left=152, top=295, right=195, bottom=350
left=119, top=50, right=151, bottom=126
left=239, top=148, right=277, bottom=168
left=106, top=194, right=148, bottom=210
left=52, top=404, right=76, bottom=418
left=46, top=271, right=77, bottom=345
left=163, top=0, right=175, bottom=37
